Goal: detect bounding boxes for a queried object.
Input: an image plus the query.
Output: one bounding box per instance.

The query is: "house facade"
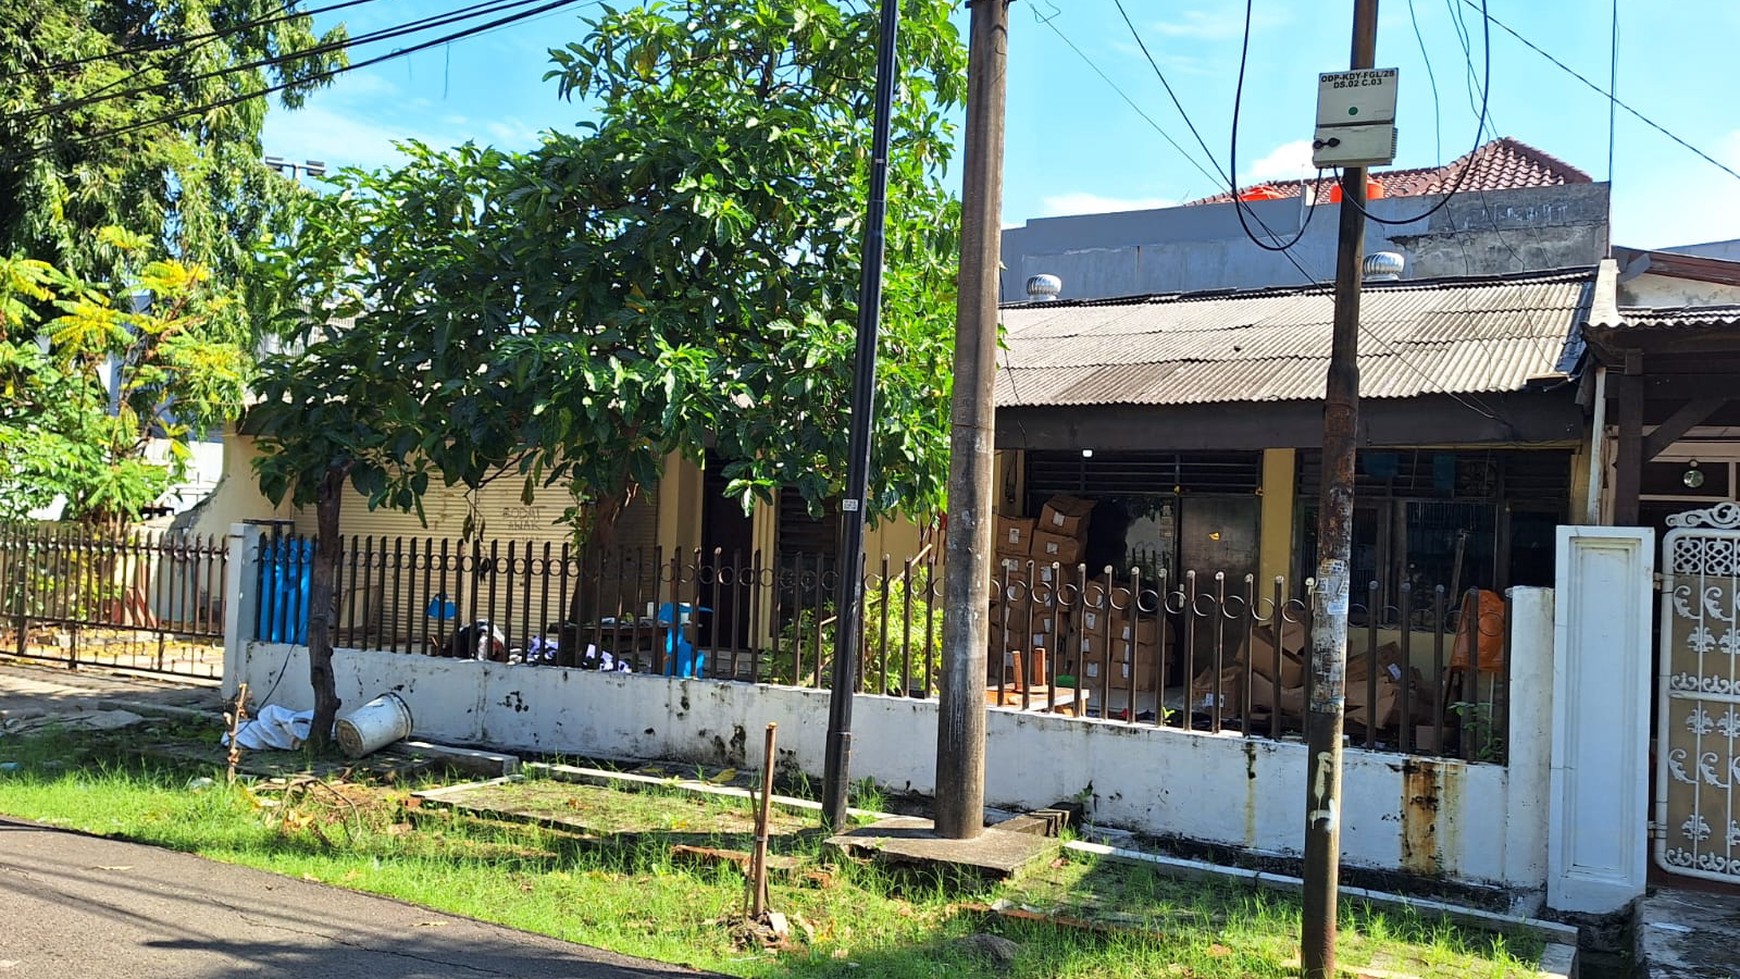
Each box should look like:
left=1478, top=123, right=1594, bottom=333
left=1000, top=137, right=1608, bottom=303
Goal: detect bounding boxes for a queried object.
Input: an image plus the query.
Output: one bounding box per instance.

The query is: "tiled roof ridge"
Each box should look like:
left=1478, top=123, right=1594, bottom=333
left=999, top=265, right=1598, bottom=311
left=1186, top=136, right=1588, bottom=205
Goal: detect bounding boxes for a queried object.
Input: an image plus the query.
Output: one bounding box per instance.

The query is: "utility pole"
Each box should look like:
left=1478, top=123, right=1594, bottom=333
left=935, top=0, right=1011, bottom=841
left=820, top=0, right=901, bottom=833
left=1302, top=2, right=1379, bottom=977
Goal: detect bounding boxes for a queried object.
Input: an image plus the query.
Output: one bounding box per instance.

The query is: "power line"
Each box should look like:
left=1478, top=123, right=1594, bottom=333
left=1333, top=0, right=1491, bottom=227
left=1405, top=0, right=1442, bottom=162
left=1228, top=0, right=1323, bottom=252
left=1460, top=0, right=1740, bottom=184
left=1029, top=3, right=1223, bottom=191
left=1110, top=0, right=1321, bottom=255
left=1607, top=0, right=1619, bottom=186
left=11, top=0, right=554, bottom=127
left=7, top=0, right=589, bottom=162
left=0, top=0, right=383, bottom=81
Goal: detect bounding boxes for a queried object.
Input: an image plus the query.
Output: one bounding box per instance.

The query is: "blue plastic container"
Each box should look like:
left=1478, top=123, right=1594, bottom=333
left=656, top=602, right=710, bottom=678
left=255, top=537, right=311, bottom=644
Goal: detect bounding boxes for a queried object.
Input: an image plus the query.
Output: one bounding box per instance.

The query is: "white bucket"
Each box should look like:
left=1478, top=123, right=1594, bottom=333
left=334, top=692, right=414, bottom=759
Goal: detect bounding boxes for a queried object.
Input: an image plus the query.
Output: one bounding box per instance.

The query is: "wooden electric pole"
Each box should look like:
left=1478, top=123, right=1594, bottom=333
left=935, top=0, right=1011, bottom=841
left=1302, top=2, right=1379, bottom=977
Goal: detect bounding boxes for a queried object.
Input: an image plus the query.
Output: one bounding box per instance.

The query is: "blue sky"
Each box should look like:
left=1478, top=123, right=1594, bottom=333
left=263, top=1, right=1740, bottom=250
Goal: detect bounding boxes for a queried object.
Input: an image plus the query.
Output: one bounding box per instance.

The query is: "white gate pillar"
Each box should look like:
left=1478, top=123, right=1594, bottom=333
left=221, top=522, right=264, bottom=700
left=1548, top=525, right=1655, bottom=914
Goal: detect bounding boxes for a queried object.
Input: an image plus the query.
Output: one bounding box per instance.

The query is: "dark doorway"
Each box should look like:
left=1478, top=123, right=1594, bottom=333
left=701, top=454, right=755, bottom=651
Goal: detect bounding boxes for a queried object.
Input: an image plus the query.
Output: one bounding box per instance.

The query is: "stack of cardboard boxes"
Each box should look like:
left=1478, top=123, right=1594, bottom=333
left=1188, top=619, right=1427, bottom=734
left=1062, top=582, right=1163, bottom=696
left=990, top=504, right=1052, bottom=683
left=989, top=495, right=1164, bottom=697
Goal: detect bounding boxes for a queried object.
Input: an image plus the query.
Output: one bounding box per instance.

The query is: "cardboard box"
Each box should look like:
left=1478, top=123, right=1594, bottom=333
left=1191, top=663, right=1304, bottom=718
left=995, top=515, right=1038, bottom=556
left=1032, top=530, right=1084, bottom=566
left=1040, top=495, right=1096, bottom=536
left=1078, top=606, right=1126, bottom=635
left=1247, top=619, right=1308, bottom=688
left=1117, top=617, right=1162, bottom=646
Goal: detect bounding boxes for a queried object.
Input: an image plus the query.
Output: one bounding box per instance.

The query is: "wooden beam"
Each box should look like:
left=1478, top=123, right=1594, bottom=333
left=995, top=392, right=1584, bottom=452
left=1627, top=373, right=1740, bottom=400
left=1614, top=373, right=1645, bottom=526
left=1643, top=397, right=1728, bottom=461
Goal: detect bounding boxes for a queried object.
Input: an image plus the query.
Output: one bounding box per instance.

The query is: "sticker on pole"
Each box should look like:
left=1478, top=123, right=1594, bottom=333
left=1318, top=560, right=1350, bottom=618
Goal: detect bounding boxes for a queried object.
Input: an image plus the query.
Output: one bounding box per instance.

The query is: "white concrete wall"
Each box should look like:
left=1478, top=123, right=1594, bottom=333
left=238, top=587, right=1557, bottom=893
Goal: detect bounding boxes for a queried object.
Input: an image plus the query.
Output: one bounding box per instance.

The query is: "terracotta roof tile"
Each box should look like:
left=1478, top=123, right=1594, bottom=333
left=1189, top=137, right=1591, bottom=206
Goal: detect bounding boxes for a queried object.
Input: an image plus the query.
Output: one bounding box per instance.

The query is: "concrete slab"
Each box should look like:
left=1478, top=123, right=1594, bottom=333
left=1640, top=886, right=1740, bottom=979
left=1538, top=942, right=1580, bottom=979
left=827, top=816, right=1058, bottom=881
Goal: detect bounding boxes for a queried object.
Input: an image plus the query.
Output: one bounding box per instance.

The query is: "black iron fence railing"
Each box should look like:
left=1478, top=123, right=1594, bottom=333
left=252, top=533, right=1510, bottom=762
left=0, top=524, right=227, bottom=679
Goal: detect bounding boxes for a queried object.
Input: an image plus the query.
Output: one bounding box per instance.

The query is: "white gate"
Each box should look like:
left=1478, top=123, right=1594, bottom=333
left=1658, top=501, right=1740, bottom=883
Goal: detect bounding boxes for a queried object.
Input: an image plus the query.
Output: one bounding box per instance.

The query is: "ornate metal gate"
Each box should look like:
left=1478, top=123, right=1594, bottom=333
left=1659, top=502, right=1740, bottom=882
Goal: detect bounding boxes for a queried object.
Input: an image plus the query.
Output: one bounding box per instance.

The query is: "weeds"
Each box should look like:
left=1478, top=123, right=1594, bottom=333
left=0, top=728, right=1546, bottom=979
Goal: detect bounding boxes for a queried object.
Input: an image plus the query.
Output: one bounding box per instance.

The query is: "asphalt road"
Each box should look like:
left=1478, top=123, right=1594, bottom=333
left=0, top=818, right=711, bottom=978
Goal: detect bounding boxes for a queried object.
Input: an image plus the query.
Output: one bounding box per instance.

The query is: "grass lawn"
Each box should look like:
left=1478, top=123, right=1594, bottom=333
left=0, top=721, right=1546, bottom=978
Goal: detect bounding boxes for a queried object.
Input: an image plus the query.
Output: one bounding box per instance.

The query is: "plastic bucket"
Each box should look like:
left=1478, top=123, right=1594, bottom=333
left=334, top=692, right=414, bottom=759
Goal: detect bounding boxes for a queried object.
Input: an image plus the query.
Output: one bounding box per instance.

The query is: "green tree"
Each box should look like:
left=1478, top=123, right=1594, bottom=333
left=248, top=0, right=966, bottom=739
left=0, top=228, right=250, bottom=528
left=248, top=144, right=541, bottom=748
left=513, top=0, right=963, bottom=531
left=0, top=0, right=348, bottom=337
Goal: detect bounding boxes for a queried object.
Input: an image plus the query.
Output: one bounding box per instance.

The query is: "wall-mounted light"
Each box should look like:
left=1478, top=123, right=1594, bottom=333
left=1081, top=448, right=1094, bottom=459
left=1685, top=460, right=1707, bottom=489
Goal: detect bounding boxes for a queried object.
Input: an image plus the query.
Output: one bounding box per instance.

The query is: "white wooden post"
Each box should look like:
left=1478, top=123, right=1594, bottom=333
left=1548, top=526, right=1654, bottom=913
left=221, top=523, right=264, bottom=700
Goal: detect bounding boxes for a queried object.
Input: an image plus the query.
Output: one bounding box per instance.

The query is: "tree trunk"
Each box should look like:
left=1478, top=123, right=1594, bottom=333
left=305, top=462, right=349, bottom=751
left=559, top=485, right=631, bottom=665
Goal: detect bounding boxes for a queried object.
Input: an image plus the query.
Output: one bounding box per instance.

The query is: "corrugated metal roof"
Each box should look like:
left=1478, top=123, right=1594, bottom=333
left=1592, top=305, right=1740, bottom=331
left=997, top=268, right=1594, bottom=407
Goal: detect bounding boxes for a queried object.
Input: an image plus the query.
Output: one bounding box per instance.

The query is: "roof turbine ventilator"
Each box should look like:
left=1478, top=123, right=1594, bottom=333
left=1025, top=273, right=1063, bottom=301
left=1362, top=251, right=1406, bottom=282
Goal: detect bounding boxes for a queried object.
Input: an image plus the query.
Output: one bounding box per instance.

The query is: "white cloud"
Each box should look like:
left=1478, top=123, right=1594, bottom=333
left=1242, top=139, right=1316, bottom=183
left=262, top=102, right=446, bottom=174
left=1040, top=192, right=1177, bottom=217
left=484, top=118, right=544, bottom=148
left=1149, top=8, right=1288, bottom=40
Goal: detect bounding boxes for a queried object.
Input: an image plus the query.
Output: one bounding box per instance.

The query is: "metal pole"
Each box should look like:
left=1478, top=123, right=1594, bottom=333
left=1303, top=3, right=1379, bottom=977
left=821, top=0, right=901, bottom=833
left=935, top=0, right=1011, bottom=842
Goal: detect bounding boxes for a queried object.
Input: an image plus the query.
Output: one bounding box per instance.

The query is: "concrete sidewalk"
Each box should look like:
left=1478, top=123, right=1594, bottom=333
left=0, top=663, right=710, bottom=977
left=0, top=660, right=223, bottom=719
left=0, top=817, right=711, bottom=978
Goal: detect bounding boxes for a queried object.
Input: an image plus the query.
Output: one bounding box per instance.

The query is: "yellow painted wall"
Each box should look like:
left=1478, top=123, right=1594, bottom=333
left=655, top=452, right=704, bottom=557
left=186, top=425, right=294, bottom=538
left=1567, top=441, right=1592, bottom=522
left=1257, top=448, right=1296, bottom=590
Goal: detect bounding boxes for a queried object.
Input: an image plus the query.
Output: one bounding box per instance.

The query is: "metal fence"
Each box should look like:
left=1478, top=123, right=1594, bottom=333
left=0, top=524, right=228, bottom=680
left=253, top=534, right=944, bottom=694
left=988, top=563, right=1510, bottom=763
left=253, top=533, right=1510, bottom=762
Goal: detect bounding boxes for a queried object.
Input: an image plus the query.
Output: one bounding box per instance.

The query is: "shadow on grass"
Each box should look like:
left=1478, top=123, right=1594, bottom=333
left=0, top=732, right=1545, bottom=979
